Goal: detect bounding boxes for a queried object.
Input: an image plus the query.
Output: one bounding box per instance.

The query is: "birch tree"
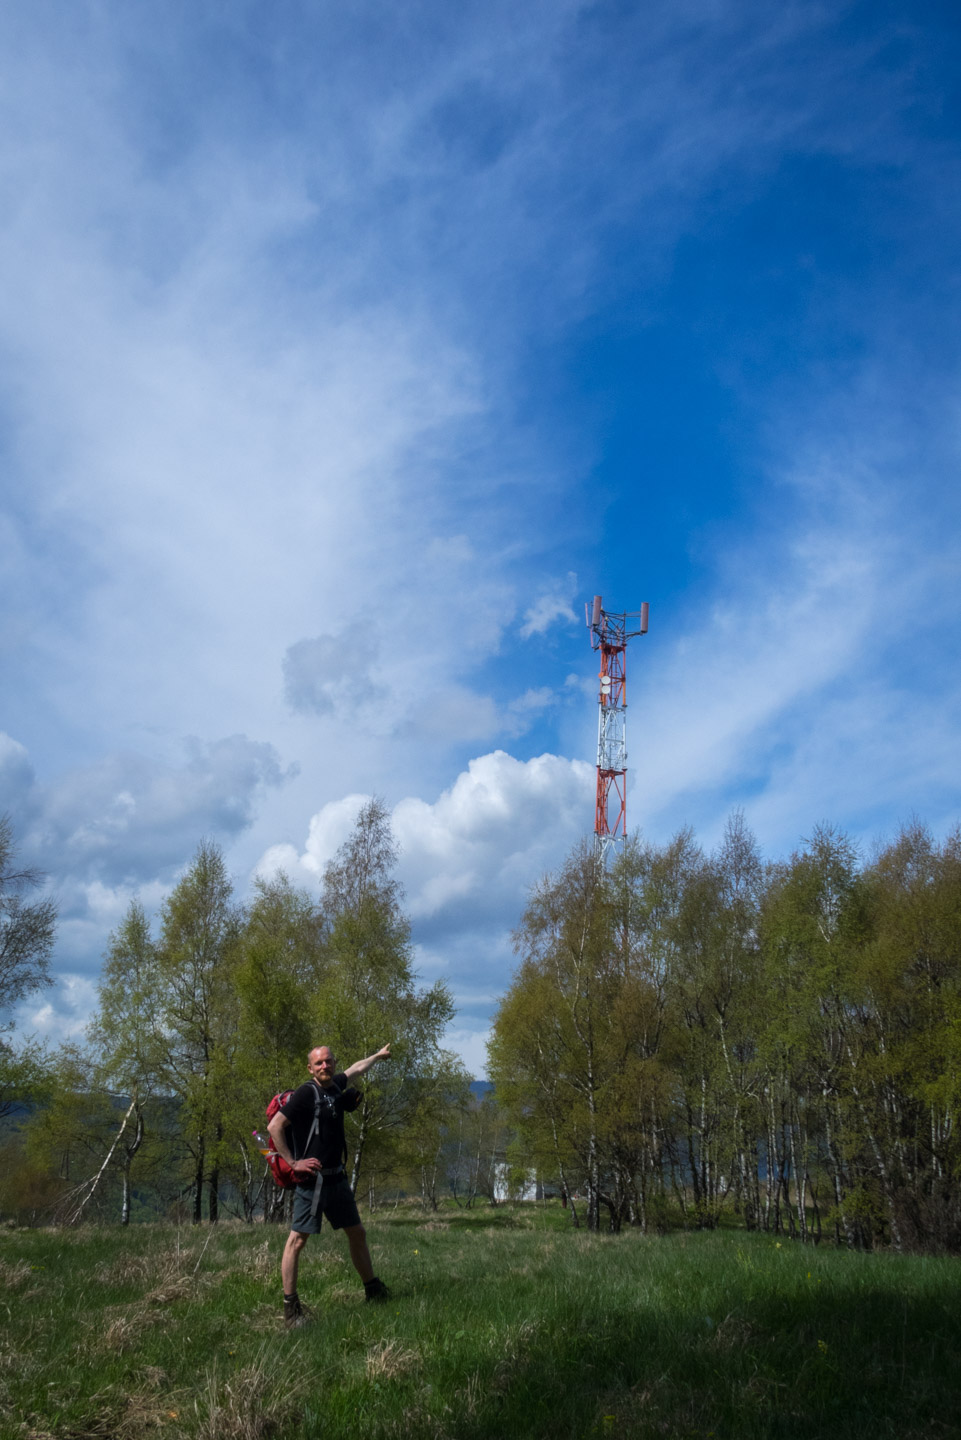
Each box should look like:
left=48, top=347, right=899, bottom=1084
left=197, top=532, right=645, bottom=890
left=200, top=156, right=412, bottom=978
left=156, top=841, right=242, bottom=1223
left=86, top=901, right=167, bottom=1223
left=316, top=799, right=465, bottom=1196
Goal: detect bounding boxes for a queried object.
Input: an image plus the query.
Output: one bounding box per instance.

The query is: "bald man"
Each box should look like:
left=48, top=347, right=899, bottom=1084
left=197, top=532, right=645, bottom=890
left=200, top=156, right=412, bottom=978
left=268, top=1042, right=391, bottom=1326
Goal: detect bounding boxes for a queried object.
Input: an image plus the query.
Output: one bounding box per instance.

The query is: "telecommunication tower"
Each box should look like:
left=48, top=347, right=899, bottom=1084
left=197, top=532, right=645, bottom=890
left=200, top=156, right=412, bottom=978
left=586, top=595, right=649, bottom=863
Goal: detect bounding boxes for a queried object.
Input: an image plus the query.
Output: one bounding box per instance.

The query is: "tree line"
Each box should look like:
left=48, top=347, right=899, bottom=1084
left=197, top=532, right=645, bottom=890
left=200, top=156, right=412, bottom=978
left=3, top=805, right=960, bottom=1248
left=489, top=816, right=961, bottom=1249
left=0, top=801, right=471, bottom=1225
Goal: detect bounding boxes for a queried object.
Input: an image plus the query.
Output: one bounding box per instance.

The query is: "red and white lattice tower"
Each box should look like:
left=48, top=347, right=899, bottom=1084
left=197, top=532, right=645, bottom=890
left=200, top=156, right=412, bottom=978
left=586, top=595, right=649, bottom=864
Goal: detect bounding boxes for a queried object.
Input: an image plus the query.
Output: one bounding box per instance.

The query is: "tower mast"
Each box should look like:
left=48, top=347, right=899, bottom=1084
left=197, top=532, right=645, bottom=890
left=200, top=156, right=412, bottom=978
left=586, top=595, right=649, bottom=863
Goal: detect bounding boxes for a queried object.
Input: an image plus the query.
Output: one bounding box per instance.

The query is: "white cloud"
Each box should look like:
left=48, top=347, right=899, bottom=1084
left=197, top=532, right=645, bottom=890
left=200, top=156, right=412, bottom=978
left=251, top=752, right=595, bottom=1076
left=442, top=1026, right=492, bottom=1082
left=741, top=681, right=961, bottom=856
left=254, top=792, right=373, bottom=889
left=12, top=736, right=294, bottom=887
left=393, top=750, right=592, bottom=915
left=639, top=532, right=879, bottom=820
left=625, top=395, right=961, bottom=855
left=20, top=974, right=99, bottom=1043
left=1, top=0, right=959, bottom=1081
left=255, top=752, right=594, bottom=920
left=520, top=574, right=579, bottom=637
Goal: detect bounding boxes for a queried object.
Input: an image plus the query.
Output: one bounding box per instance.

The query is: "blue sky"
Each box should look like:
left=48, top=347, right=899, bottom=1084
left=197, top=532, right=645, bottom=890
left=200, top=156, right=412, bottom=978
left=2, top=0, right=960, bottom=1076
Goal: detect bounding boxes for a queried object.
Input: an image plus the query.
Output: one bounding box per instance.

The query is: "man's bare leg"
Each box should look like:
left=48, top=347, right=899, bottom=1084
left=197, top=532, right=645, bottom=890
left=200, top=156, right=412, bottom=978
left=282, top=1230, right=309, bottom=1295
left=344, top=1223, right=375, bottom=1283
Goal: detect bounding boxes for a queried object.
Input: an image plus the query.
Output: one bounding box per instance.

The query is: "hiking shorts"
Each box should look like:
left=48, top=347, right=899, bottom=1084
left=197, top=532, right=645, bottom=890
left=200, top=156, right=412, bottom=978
left=291, top=1175, right=360, bottom=1235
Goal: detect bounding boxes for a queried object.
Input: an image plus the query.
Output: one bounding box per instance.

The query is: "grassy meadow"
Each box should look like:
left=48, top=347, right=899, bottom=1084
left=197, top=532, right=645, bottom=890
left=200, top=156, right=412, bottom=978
left=0, top=1203, right=958, bottom=1440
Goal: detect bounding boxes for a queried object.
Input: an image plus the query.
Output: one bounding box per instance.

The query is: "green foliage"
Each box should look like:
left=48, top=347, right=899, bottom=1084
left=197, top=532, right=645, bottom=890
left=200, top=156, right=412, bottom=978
left=232, top=873, right=321, bottom=1090
left=492, top=817, right=961, bottom=1250
left=490, top=839, right=633, bottom=1229
left=17, top=803, right=469, bottom=1226
left=13, top=804, right=961, bottom=1251
left=89, top=900, right=165, bottom=1098
left=154, top=840, right=244, bottom=1223
left=0, top=1032, right=52, bottom=1120
left=314, top=799, right=469, bottom=1194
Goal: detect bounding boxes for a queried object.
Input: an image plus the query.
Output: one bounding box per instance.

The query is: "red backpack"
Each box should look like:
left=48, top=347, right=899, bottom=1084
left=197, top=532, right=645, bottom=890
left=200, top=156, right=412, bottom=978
left=261, top=1090, right=305, bottom=1189
left=259, top=1079, right=359, bottom=1188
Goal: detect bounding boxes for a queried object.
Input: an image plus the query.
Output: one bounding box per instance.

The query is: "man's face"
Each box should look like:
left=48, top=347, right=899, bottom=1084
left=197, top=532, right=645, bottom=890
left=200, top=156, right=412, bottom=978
left=308, top=1047, right=337, bottom=1088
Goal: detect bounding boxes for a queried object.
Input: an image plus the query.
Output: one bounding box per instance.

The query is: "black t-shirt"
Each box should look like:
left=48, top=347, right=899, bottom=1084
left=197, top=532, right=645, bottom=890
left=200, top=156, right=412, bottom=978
left=280, top=1075, right=349, bottom=1171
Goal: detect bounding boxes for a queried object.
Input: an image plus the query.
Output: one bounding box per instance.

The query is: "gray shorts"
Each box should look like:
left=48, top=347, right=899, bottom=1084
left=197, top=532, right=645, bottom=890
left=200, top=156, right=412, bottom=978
left=291, top=1175, right=361, bottom=1235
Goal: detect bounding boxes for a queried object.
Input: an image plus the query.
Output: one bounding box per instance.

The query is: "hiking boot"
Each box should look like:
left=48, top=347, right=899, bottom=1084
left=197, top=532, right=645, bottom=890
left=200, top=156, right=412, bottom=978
left=364, top=1277, right=390, bottom=1303
left=283, top=1296, right=312, bottom=1329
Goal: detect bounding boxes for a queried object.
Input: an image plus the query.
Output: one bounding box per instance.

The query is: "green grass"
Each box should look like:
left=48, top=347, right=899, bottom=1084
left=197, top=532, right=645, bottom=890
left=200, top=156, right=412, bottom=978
left=1, top=1203, right=959, bottom=1440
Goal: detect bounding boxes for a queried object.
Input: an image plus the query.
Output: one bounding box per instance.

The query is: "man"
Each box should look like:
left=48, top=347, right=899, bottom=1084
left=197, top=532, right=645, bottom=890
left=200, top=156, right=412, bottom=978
left=268, top=1041, right=392, bottom=1327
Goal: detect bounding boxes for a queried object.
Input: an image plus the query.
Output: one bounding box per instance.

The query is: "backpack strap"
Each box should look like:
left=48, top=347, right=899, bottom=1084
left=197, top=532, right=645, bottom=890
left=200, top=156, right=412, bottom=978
left=301, top=1080, right=322, bottom=1158
left=333, top=1076, right=349, bottom=1168
left=306, top=1078, right=350, bottom=1217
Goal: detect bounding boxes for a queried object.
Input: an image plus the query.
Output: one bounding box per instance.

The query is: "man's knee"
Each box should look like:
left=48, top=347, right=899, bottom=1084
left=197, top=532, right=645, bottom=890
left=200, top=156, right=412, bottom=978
left=286, top=1229, right=309, bottom=1252
left=345, top=1223, right=366, bottom=1245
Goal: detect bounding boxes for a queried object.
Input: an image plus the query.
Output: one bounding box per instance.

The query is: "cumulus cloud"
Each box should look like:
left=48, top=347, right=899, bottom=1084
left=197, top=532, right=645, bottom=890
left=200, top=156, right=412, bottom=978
left=254, top=750, right=595, bottom=1073
left=252, top=749, right=597, bottom=1072
left=257, top=752, right=593, bottom=910
left=255, top=791, right=373, bottom=888
left=394, top=749, right=592, bottom=915
left=2, top=731, right=295, bottom=1037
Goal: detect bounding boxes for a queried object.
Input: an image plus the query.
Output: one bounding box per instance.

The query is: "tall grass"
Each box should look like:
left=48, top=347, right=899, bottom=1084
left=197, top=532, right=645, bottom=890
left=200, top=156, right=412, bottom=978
left=1, top=1203, right=958, bottom=1439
